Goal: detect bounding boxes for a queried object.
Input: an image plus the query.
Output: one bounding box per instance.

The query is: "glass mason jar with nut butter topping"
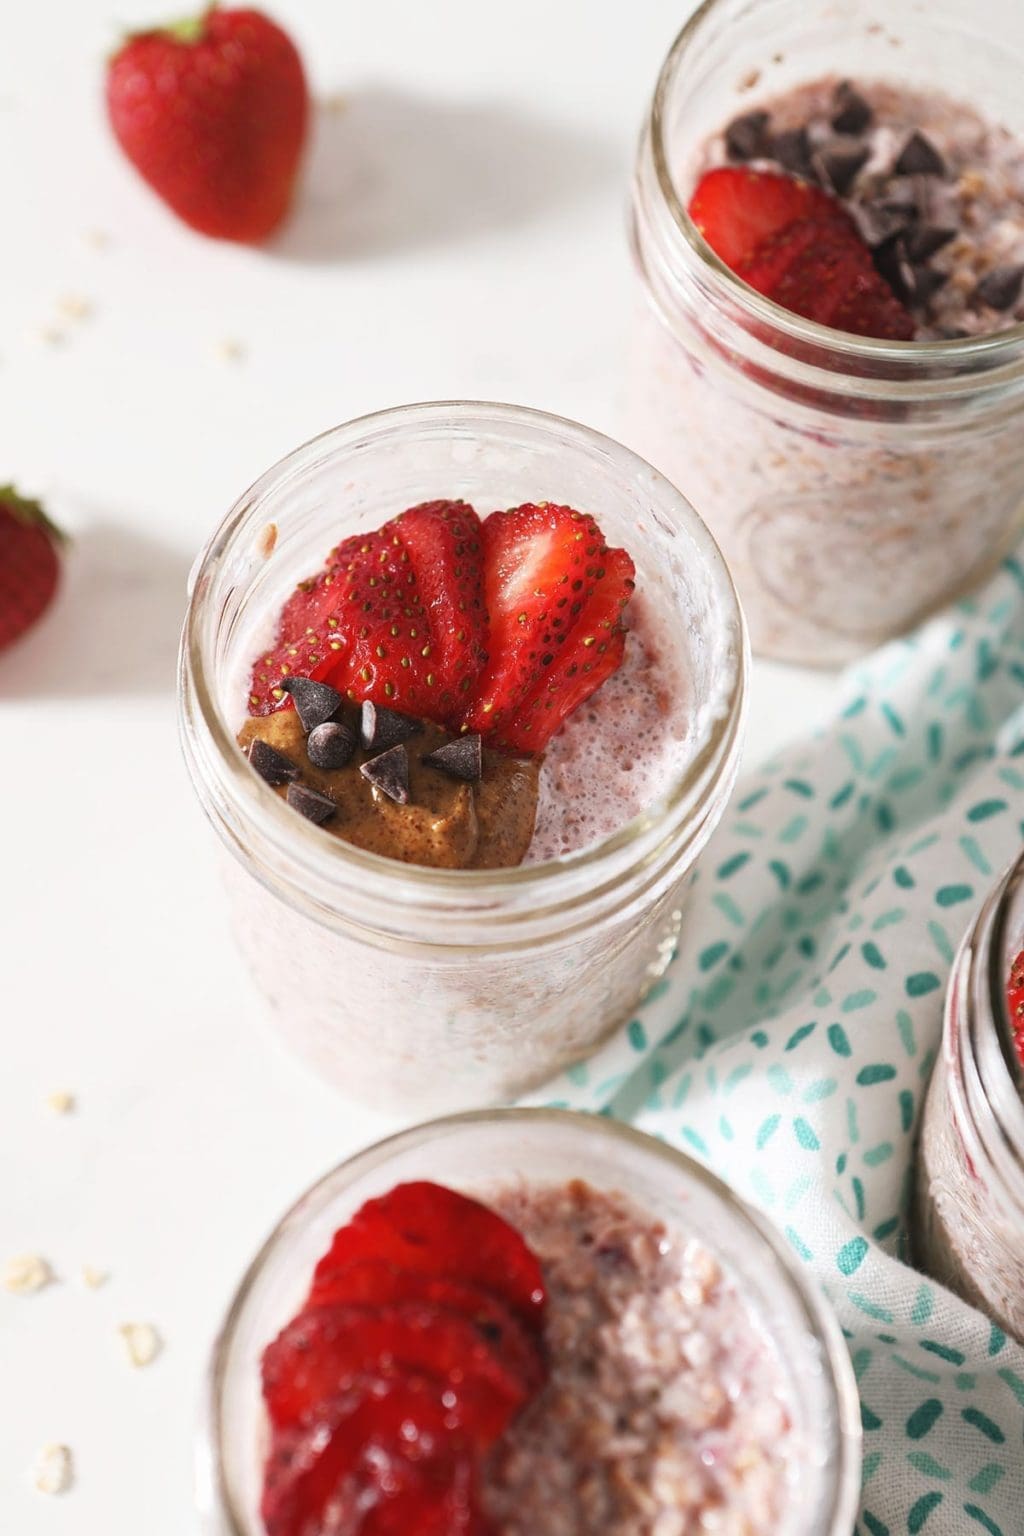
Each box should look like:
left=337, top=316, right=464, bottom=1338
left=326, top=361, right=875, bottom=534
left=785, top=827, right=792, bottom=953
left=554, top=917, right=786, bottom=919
left=178, top=403, right=746, bottom=1116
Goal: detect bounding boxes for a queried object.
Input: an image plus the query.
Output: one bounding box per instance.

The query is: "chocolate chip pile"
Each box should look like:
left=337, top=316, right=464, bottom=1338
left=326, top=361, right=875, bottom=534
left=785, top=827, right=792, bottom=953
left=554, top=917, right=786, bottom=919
left=246, top=676, right=483, bottom=828
left=722, top=78, right=1024, bottom=337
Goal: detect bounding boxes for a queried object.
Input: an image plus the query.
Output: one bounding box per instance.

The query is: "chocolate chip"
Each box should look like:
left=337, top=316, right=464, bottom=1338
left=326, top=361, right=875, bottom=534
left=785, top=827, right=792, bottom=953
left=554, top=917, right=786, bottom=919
left=854, top=201, right=912, bottom=249
left=285, top=780, right=336, bottom=824
left=873, top=234, right=915, bottom=304
left=360, top=701, right=421, bottom=753
left=360, top=744, right=410, bottom=805
left=894, top=131, right=946, bottom=177
left=279, top=676, right=345, bottom=734
left=247, top=738, right=300, bottom=786
left=771, top=126, right=814, bottom=178
left=830, top=82, right=872, bottom=135
left=424, top=734, right=483, bottom=784
left=307, top=720, right=356, bottom=771
left=907, top=265, right=948, bottom=304
left=818, top=142, right=869, bottom=196
left=903, top=225, right=956, bottom=262
left=725, top=109, right=771, bottom=161
left=973, top=264, right=1024, bottom=311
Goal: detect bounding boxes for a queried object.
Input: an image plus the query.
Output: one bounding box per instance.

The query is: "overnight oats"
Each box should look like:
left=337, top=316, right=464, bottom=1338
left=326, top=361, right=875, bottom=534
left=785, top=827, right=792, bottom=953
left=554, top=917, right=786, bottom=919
left=914, top=851, right=1024, bottom=1343
left=198, top=1110, right=861, bottom=1535
left=628, top=0, right=1024, bottom=663
left=178, top=403, right=746, bottom=1114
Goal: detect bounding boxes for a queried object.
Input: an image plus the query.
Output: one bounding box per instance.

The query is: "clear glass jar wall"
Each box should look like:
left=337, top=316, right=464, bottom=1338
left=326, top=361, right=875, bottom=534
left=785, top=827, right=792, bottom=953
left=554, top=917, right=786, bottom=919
left=178, top=404, right=746, bottom=1115
left=198, top=1110, right=861, bottom=1536
left=914, top=853, right=1024, bottom=1342
left=628, top=0, right=1024, bottom=664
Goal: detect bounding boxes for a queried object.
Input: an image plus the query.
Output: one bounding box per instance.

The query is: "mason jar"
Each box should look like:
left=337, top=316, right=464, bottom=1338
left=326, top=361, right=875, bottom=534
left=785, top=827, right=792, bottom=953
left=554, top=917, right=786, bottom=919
left=628, top=0, right=1024, bottom=665
left=178, top=402, right=746, bottom=1115
left=197, top=1108, right=861, bottom=1536
left=914, top=851, right=1024, bottom=1343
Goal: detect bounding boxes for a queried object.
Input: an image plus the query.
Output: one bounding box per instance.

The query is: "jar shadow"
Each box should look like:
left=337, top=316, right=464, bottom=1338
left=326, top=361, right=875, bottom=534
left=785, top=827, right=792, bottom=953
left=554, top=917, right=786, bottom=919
left=268, top=84, right=620, bottom=265
left=0, top=516, right=193, bottom=700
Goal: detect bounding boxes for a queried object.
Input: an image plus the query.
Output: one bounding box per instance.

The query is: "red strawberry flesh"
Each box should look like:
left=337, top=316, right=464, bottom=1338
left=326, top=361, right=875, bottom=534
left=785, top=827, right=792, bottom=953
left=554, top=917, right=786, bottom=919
left=307, top=1262, right=546, bottom=1393
left=311, top=1182, right=546, bottom=1331
left=689, top=166, right=853, bottom=270
left=462, top=503, right=635, bottom=746
left=1007, top=947, right=1024, bottom=1071
left=262, top=1301, right=531, bottom=1442
left=261, top=1377, right=475, bottom=1536
left=0, top=488, right=63, bottom=651
left=689, top=166, right=915, bottom=341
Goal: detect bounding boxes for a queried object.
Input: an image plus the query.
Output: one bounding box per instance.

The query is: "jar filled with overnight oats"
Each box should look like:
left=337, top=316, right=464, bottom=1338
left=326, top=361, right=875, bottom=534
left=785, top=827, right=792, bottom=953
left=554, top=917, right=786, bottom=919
left=178, top=403, right=746, bottom=1115
left=629, top=0, right=1024, bottom=664
left=198, top=1109, right=861, bottom=1536
left=914, top=851, right=1024, bottom=1343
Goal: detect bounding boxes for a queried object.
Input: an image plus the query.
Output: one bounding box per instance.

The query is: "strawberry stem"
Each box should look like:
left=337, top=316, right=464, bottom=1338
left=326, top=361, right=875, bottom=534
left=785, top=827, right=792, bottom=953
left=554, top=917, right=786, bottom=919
left=121, top=4, right=215, bottom=47
left=0, top=485, right=66, bottom=545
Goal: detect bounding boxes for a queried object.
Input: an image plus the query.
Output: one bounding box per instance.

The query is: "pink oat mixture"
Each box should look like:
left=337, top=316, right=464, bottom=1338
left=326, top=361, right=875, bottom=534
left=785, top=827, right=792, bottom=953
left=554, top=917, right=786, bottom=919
left=701, top=77, right=1024, bottom=338
left=482, top=1181, right=794, bottom=1535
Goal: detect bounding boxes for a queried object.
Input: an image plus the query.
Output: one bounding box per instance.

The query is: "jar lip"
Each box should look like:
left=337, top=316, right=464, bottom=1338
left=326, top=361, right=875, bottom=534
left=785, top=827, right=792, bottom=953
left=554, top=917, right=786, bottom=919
left=180, top=399, right=748, bottom=905
left=203, top=1107, right=862, bottom=1536
left=648, top=0, right=1024, bottom=363
left=979, top=848, right=1024, bottom=1104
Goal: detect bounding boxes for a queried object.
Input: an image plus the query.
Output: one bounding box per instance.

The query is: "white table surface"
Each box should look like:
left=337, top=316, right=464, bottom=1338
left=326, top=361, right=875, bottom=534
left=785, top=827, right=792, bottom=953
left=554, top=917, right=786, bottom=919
left=0, top=1, right=835, bottom=1529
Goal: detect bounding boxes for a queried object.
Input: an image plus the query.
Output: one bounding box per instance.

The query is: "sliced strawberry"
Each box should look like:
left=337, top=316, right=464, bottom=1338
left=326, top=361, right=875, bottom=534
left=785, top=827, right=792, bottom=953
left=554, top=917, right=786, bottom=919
left=689, top=168, right=914, bottom=341
left=461, top=504, right=634, bottom=748
left=311, top=1183, right=546, bottom=1332
left=307, top=1262, right=546, bottom=1393
left=688, top=166, right=852, bottom=270
left=389, top=500, right=488, bottom=720
left=497, top=545, right=634, bottom=754
left=1007, top=947, right=1024, bottom=1070
left=262, top=1301, right=530, bottom=1441
left=261, top=1376, right=472, bottom=1536
left=361, top=1456, right=491, bottom=1536
left=829, top=268, right=918, bottom=341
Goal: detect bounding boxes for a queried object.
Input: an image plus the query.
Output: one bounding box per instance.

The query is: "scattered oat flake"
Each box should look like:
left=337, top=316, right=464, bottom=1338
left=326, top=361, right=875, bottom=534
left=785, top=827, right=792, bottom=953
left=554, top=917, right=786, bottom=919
left=46, top=1090, right=75, bottom=1115
left=82, top=227, right=110, bottom=248
left=34, top=1443, right=73, bottom=1496
left=324, top=91, right=348, bottom=114
left=213, top=336, right=244, bottom=363
left=34, top=324, right=66, bottom=347
left=3, top=1253, right=53, bottom=1294
left=257, top=522, right=278, bottom=559
left=119, top=1321, right=162, bottom=1367
left=81, top=1265, right=107, bottom=1290
left=56, top=293, right=93, bottom=322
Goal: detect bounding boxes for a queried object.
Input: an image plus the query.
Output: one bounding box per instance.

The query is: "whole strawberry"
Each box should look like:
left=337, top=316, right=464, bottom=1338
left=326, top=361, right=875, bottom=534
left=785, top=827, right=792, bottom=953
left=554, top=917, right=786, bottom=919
left=106, top=6, right=309, bottom=242
left=0, top=488, right=63, bottom=650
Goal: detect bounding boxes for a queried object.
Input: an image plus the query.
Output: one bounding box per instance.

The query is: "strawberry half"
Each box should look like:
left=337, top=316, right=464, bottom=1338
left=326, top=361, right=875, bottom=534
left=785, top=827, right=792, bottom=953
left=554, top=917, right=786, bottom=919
left=689, top=167, right=915, bottom=341
left=462, top=504, right=635, bottom=749
left=689, top=166, right=853, bottom=270
left=395, top=500, right=489, bottom=707
left=1007, top=947, right=1024, bottom=1071
left=262, top=1301, right=531, bottom=1443
left=0, top=487, right=63, bottom=651
left=311, top=1182, right=547, bottom=1332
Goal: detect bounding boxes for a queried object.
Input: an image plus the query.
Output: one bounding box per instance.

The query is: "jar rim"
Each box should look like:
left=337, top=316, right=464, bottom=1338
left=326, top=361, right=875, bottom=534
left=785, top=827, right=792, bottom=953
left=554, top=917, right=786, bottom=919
left=953, top=849, right=1024, bottom=1180
left=179, top=399, right=747, bottom=917
left=647, top=0, right=1024, bottom=366
left=200, top=1107, right=863, bottom=1536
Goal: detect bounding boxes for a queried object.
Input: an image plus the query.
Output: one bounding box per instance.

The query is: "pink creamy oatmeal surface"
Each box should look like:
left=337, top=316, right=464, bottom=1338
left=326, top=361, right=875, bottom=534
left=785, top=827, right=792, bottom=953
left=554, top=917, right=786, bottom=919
left=481, top=1181, right=795, bottom=1534
left=700, top=77, right=1024, bottom=339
